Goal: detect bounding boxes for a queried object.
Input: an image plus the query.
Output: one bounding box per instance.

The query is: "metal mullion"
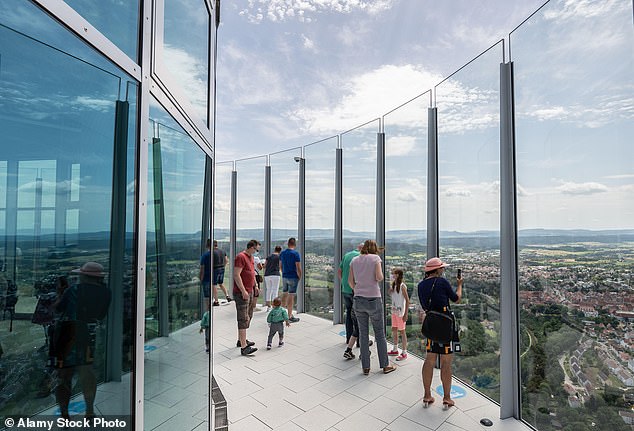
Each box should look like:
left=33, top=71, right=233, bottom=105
left=427, top=108, right=439, bottom=259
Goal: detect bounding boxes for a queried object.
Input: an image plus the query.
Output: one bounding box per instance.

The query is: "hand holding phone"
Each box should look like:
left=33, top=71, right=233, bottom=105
left=457, top=268, right=462, bottom=279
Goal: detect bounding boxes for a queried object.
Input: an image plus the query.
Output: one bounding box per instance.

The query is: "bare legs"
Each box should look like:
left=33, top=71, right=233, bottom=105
left=422, top=352, right=454, bottom=406
left=282, top=292, right=295, bottom=318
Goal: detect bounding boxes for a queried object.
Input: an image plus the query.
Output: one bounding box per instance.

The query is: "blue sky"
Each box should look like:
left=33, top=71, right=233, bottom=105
left=214, top=0, right=634, bottom=233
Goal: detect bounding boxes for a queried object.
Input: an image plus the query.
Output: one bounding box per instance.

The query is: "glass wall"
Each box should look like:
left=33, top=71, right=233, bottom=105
left=0, top=0, right=135, bottom=419
left=513, top=1, right=634, bottom=429
left=437, top=43, right=503, bottom=402
left=341, top=120, right=379, bottom=246
left=235, top=157, right=265, bottom=252
left=383, top=94, right=429, bottom=355
left=213, top=162, right=233, bottom=288
left=144, top=100, right=209, bottom=430
left=304, top=138, right=337, bottom=320
left=269, top=149, right=300, bottom=249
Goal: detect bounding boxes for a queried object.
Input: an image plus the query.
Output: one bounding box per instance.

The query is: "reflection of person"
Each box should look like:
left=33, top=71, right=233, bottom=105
left=417, top=257, right=462, bottom=409
left=266, top=297, right=290, bottom=349
left=53, top=262, right=111, bottom=419
left=211, top=240, right=232, bottom=306
left=349, top=240, right=396, bottom=376
left=252, top=245, right=263, bottom=313
left=233, top=240, right=259, bottom=356
left=280, top=238, right=301, bottom=323
left=263, top=246, right=282, bottom=311
left=199, top=310, right=210, bottom=353
left=388, top=268, right=410, bottom=361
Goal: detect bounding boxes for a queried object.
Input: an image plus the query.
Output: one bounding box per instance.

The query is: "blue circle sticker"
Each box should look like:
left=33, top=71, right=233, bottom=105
left=436, top=384, right=467, bottom=399
left=55, top=400, right=86, bottom=415
left=144, top=345, right=157, bottom=352
left=338, top=330, right=347, bottom=337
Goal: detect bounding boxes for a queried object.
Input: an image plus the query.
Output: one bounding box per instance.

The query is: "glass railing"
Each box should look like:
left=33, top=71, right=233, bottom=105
left=512, top=0, right=634, bottom=429
left=304, top=137, right=338, bottom=320
left=214, top=161, right=233, bottom=293
left=235, top=156, right=266, bottom=274
left=437, top=41, right=503, bottom=402
left=383, top=92, right=430, bottom=357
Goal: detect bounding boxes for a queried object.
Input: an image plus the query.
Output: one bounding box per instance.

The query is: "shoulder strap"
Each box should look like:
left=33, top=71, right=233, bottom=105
left=426, top=278, right=437, bottom=309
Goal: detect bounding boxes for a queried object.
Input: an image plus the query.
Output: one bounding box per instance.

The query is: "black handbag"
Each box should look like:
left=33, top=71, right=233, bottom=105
left=421, top=279, right=455, bottom=344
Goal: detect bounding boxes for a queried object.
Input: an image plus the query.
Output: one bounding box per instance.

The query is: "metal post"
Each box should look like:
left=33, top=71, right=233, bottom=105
left=427, top=107, right=439, bottom=260
left=297, top=157, right=305, bottom=313
left=229, top=170, right=237, bottom=289
left=202, top=155, right=213, bottom=319
left=151, top=137, right=169, bottom=337
left=376, top=132, right=386, bottom=303
left=106, top=100, right=129, bottom=382
left=500, top=61, right=521, bottom=420
left=333, top=146, right=343, bottom=324
left=264, top=164, right=271, bottom=257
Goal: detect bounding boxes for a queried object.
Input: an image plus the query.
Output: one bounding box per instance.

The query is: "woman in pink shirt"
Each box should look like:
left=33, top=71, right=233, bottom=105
left=348, top=240, right=396, bottom=376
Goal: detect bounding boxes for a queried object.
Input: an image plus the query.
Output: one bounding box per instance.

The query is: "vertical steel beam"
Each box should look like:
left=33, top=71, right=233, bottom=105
left=427, top=108, right=439, bottom=259
left=376, top=132, right=386, bottom=303
left=152, top=137, right=169, bottom=337
left=500, top=61, right=521, bottom=420
left=297, top=157, right=306, bottom=313
left=264, top=163, right=272, bottom=257
left=230, top=170, right=237, bottom=287
left=333, top=146, right=343, bottom=324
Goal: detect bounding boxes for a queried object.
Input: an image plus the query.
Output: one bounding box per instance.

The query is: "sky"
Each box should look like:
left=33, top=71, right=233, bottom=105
left=214, top=0, right=634, bottom=233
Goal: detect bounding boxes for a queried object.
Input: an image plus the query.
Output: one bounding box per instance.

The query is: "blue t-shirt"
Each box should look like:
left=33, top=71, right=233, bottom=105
left=279, top=248, right=301, bottom=279
left=200, top=250, right=212, bottom=283
left=417, top=277, right=458, bottom=312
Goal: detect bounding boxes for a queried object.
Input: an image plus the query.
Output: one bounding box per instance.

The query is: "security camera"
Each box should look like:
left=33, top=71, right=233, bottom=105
left=294, top=156, right=302, bottom=162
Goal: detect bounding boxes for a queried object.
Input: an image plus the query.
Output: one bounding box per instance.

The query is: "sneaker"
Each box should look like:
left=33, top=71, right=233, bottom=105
left=236, top=340, right=256, bottom=348
left=278, top=341, right=285, bottom=347
left=241, top=346, right=257, bottom=356
left=388, top=349, right=399, bottom=356
left=266, top=306, right=271, bottom=312
left=226, top=297, right=233, bottom=302
left=396, top=352, right=408, bottom=361
left=266, top=344, right=272, bottom=350
left=289, top=316, right=300, bottom=323
left=212, top=301, right=220, bottom=306
left=343, top=349, right=355, bottom=360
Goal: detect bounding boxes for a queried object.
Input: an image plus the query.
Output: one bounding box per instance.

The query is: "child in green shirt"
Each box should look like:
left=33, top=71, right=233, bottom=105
left=266, top=297, right=290, bottom=350
left=199, top=310, right=210, bottom=353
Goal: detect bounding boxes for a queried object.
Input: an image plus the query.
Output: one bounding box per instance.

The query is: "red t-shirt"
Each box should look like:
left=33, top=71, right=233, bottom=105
left=233, top=251, right=255, bottom=295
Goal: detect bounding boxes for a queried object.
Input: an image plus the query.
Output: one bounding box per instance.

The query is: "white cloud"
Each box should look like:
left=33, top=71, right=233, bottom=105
left=301, top=34, right=315, bottom=50
left=239, top=0, right=395, bottom=23
left=604, top=174, right=634, bottom=180
left=395, top=190, right=419, bottom=202
left=543, top=0, right=627, bottom=22
left=556, top=181, right=608, bottom=195
left=162, top=45, right=208, bottom=119
left=445, top=188, right=471, bottom=197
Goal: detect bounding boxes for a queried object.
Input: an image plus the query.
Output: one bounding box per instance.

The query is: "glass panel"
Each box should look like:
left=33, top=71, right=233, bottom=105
left=383, top=94, right=429, bottom=357
left=341, top=120, right=379, bottom=246
left=235, top=157, right=265, bottom=247
left=0, top=0, right=136, bottom=420
left=437, top=43, right=502, bottom=402
left=63, top=0, right=140, bottom=60
left=162, top=0, right=210, bottom=123
left=512, top=1, right=634, bottom=429
left=213, top=162, right=233, bottom=292
left=305, top=138, right=337, bottom=320
left=145, top=100, right=208, bottom=430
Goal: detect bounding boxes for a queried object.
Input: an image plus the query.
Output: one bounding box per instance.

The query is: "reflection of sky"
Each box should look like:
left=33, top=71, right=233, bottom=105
left=235, top=158, right=266, bottom=233
left=270, top=149, right=300, bottom=235
left=305, top=138, right=337, bottom=230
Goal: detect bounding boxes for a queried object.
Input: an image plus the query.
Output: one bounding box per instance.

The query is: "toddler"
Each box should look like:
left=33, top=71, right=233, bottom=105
left=266, top=297, right=290, bottom=349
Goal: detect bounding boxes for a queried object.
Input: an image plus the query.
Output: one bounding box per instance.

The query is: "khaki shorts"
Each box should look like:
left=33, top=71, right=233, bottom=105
left=235, top=291, right=254, bottom=329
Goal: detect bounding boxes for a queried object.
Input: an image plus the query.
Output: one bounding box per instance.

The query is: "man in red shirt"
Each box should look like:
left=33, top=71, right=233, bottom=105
left=234, top=239, right=260, bottom=355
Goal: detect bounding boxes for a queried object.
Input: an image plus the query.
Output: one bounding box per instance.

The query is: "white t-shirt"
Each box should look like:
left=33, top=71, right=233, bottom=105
left=390, top=283, right=407, bottom=317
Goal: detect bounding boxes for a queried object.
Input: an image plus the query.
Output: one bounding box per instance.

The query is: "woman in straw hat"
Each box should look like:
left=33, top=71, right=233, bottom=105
left=417, top=257, right=463, bottom=409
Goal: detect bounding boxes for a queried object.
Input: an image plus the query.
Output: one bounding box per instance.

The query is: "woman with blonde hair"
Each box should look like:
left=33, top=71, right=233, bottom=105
left=348, top=240, right=396, bottom=375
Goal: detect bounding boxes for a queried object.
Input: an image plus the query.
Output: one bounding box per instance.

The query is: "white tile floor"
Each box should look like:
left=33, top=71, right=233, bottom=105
left=212, top=301, right=534, bottom=431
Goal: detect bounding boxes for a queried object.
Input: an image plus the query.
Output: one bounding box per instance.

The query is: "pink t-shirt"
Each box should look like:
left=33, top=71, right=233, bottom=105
left=350, top=254, right=382, bottom=298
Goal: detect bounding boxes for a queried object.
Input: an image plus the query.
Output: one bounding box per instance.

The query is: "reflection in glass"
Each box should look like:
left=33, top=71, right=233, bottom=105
left=512, top=1, right=634, bottom=429
left=0, top=0, right=135, bottom=419
left=437, top=42, right=502, bottom=402
left=305, top=139, right=337, bottom=320
left=162, top=0, right=210, bottom=123
left=270, top=150, right=300, bottom=247
left=214, top=162, right=233, bottom=287
left=145, top=100, right=208, bottom=429
left=235, top=158, right=266, bottom=246
left=64, top=0, right=140, bottom=60
left=383, top=94, right=428, bottom=356
left=341, top=120, right=379, bottom=246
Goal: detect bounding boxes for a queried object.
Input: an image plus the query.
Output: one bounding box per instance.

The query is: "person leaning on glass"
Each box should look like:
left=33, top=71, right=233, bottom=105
left=418, top=257, right=463, bottom=410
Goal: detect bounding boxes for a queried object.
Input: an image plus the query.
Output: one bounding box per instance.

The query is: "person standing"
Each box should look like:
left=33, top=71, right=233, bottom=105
left=212, top=240, right=232, bottom=306
left=349, top=240, right=396, bottom=376
left=264, top=245, right=282, bottom=311
left=280, top=237, right=301, bottom=323
left=387, top=267, right=409, bottom=361
left=418, top=257, right=463, bottom=409
left=339, top=243, right=361, bottom=345
left=233, top=240, right=259, bottom=356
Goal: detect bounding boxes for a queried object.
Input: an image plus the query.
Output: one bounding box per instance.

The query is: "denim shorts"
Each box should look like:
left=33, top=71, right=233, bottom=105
left=202, top=281, right=211, bottom=298
left=281, top=277, right=299, bottom=294
left=212, top=267, right=225, bottom=285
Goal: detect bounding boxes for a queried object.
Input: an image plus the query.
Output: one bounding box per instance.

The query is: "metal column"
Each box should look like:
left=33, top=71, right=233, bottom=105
left=333, top=146, right=343, bottom=324
left=264, top=163, right=272, bottom=256
left=151, top=137, right=169, bottom=337
left=427, top=108, right=439, bottom=260
left=376, top=131, right=386, bottom=302
left=297, top=157, right=305, bottom=313
left=500, top=61, right=521, bottom=420
left=229, top=170, right=237, bottom=287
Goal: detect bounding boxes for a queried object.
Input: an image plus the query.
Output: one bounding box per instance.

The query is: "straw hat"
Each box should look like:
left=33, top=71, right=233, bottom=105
left=71, top=262, right=106, bottom=277
left=424, top=257, right=448, bottom=272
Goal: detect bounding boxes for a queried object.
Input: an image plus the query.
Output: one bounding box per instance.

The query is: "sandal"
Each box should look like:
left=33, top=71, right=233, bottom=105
left=422, top=397, right=435, bottom=408
left=383, top=365, right=396, bottom=374
left=363, top=368, right=370, bottom=376
left=442, top=399, right=455, bottom=410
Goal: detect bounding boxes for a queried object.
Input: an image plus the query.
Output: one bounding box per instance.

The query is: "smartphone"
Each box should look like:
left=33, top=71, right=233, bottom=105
left=457, top=268, right=462, bottom=279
